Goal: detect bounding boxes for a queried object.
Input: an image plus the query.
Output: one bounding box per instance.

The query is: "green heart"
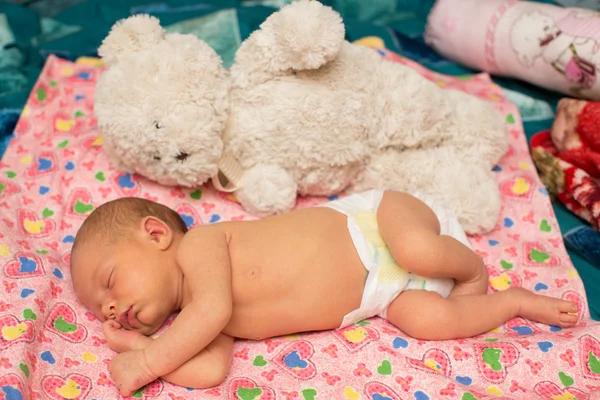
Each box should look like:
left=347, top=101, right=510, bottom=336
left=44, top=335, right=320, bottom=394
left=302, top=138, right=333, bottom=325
left=74, top=200, right=94, bottom=215
left=500, top=260, right=513, bottom=270
left=36, top=249, right=48, bottom=255
left=356, top=320, right=371, bottom=326
left=540, top=219, right=552, bottom=232
left=559, top=371, right=574, bottom=387
left=74, top=110, right=85, bottom=118
left=506, top=114, right=515, bottom=124
left=253, top=355, right=267, bottom=367
left=0, top=183, right=6, bottom=194
left=50, top=80, right=57, bottom=87
left=23, top=309, right=37, bottom=320
left=42, top=208, right=54, bottom=218
left=377, top=360, right=392, bottom=375
left=482, top=348, right=503, bottom=371
left=237, top=387, right=263, bottom=400
left=58, top=140, right=69, bottom=148
left=131, top=385, right=146, bottom=398
left=530, top=248, right=550, bottom=263
left=19, top=363, right=30, bottom=378
left=54, top=316, right=77, bottom=333
left=36, top=87, right=47, bottom=102
left=485, top=338, right=498, bottom=342
left=457, top=75, right=472, bottom=81
left=302, top=388, right=317, bottom=400
left=95, top=172, right=105, bottom=182
left=190, top=190, right=202, bottom=200
left=462, top=393, right=478, bottom=400
left=6, top=171, right=16, bottom=179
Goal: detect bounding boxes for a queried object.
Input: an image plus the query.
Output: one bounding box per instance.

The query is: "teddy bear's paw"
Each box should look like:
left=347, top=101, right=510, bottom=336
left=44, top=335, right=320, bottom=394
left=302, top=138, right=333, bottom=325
left=235, top=164, right=298, bottom=216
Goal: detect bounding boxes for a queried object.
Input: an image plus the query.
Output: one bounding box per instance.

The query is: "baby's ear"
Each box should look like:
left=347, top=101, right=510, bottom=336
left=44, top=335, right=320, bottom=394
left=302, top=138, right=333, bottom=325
left=99, top=14, right=164, bottom=65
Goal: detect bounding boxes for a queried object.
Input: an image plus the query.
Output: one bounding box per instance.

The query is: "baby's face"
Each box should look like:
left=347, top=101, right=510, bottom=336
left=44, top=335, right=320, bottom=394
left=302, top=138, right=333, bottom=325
left=71, top=232, right=181, bottom=336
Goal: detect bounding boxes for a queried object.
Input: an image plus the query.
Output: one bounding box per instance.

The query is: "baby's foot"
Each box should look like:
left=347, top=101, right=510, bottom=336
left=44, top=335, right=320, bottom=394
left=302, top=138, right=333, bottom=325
left=514, top=288, right=579, bottom=328
left=103, top=320, right=149, bottom=353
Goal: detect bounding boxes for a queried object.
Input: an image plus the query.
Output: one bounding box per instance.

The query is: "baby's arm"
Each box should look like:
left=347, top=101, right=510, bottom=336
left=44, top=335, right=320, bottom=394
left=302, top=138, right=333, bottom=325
left=143, top=227, right=233, bottom=378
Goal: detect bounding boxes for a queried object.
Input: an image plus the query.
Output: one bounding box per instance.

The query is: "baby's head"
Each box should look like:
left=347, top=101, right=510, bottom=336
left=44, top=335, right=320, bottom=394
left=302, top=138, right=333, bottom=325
left=70, top=197, right=187, bottom=335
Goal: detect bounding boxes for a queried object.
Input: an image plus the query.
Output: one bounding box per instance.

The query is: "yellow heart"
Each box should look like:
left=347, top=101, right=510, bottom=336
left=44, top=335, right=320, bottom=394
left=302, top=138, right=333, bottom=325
left=344, top=386, right=361, bottom=400
left=21, top=106, right=30, bottom=117
left=436, top=80, right=447, bottom=87
left=75, top=56, right=104, bottom=67
left=284, top=334, right=300, bottom=340
left=353, top=36, right=385, bottom=50
left=519, top=162, right=531, bottom=170
left=92, top=135, right=103, bottom=147
left=24, top=219, right=44, bottom=234
left=568, top=269, right=579, bottom=279
left=488, top=327, right=500, bottom=333
left=55, top=119, right=75, bottom=132
left=20, top=155, right=32, bottom=164
left=486, top=386, right=503, bottom=396
left=0, top=244, right=10, bottom=257
left=488, top=93, right=501, bottom=102
left=82, top=352, right=97, bottom=363
left=61, top=67, right=73, bottom=76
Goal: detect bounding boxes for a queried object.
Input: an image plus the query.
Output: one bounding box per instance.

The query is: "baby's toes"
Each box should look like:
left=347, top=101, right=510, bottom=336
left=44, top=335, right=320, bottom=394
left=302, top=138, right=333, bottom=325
left=558, top=300, right=579, bottom=315
left=559, top=312, right=579, bottom=327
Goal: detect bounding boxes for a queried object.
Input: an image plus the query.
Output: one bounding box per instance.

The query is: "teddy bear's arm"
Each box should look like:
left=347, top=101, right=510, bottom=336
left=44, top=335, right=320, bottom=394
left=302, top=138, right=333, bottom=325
left=230, top=0, right=345, bottom=86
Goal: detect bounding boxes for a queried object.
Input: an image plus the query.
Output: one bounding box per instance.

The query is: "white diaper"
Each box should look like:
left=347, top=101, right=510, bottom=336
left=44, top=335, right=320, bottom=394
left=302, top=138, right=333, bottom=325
left=321, top=190, right=472, bottom=329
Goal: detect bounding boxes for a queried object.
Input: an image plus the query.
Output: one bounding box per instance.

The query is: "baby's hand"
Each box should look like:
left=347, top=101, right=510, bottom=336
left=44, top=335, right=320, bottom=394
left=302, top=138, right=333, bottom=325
left=109, top=349, right=157, bottom=397
left=103, top=320, right=146, bottom=353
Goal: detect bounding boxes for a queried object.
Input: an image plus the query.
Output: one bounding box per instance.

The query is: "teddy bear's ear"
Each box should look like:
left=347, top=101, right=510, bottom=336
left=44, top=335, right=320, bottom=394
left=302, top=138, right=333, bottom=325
left=99, top=14, right=164, bottom=65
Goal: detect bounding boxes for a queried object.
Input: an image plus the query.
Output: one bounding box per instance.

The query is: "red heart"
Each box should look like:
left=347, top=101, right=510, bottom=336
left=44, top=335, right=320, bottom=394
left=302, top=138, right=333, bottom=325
left=273, top=340, right=317, bottom=379
left=26, top=152, right=58, bottom=177
left=0, top=373, right=26, bottom=398
left=332, top=323, right=380, bottom=352
left=82, top=136, right=103, bottom=152
left=227, top=377, right=275, bottom=400
left=499, top=176, right=535, bottom=201
left=175, top=204, right=203, bottom=229
left=0, top=315, right=35, bottom=349
left=65, top=188, right=95, bottom=218
left=522, top=242, right=561, bottom=267
left=533, top=381, right=588, bottom=400
left=3, top=252, right=45, bottom=279
left=363, top=382, right=402, bottom=400
left=42, top=373, right=91, bottom=400
left=488, top=267, right=522, bottom=292
left=504, top=317, right=542, bottom=336
left=17, top=209, right=56, bottom=238
left=406, top=348, right=452, bottom=377
left=120, top=380, right=163, bottom=399
left=579, top=334, right=600, bottom=380
left=0, top=180, right=20, bottom=198
left=473, top=342, right=520, bottom=383
left=44, top=303, right=88, bottom=343
left=112, top=172, right=141, bottom=197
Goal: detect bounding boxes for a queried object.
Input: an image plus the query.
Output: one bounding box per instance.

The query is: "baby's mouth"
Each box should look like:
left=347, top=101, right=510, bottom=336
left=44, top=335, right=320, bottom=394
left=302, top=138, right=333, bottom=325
left=119, top=307, right=139, bottom=330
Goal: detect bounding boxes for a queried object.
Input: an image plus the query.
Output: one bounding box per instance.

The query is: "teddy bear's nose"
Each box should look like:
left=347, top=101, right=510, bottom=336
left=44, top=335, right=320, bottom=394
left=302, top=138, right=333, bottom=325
left=176, top=151, right=189, bottom=162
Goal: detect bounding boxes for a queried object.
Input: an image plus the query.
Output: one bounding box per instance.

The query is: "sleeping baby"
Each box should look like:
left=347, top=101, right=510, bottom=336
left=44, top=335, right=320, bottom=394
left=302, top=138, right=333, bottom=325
left=69, top=190, right=578, bottom=396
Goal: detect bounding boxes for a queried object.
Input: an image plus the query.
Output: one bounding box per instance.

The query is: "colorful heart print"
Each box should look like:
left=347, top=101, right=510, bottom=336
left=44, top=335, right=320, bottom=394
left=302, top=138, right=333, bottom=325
left=332, top=323, right=380, bottom=352
left=499, top=176, right=535, bottom=201
left=406, top=348, right=452, bottom=377
left=488, top=268, right=522, bottom=292
left=66, top=188, right=95, bottom=218
left=26, top=151, right=58, bottom=177
left=0, top=315, right=35, bottom=349
left=119, top=380, right=163, bottom=399
left=473, top=342, right=519, bottom=383
left=562, top=291, right=584, bottom=322
left=522, top=242, right=561, bottom=267
left=112, top=172, right=141, bottom=197
left=579, top=334, right=600, bottom=380
left=0, top=179, right=21, bottom=198
left=273, top=340, right=317, bottom=379
left=504, top=318, right=542, bottom=336
left=363, top=381, right=402, bottom=400
left=44, top=303, right=87, bottom=342
left=29, top=81, right=58, bottom=108
left=227, top=377, right=275, bottom=400
left=68, top=69, right=96, bottom=84
left=17, top=209, right=56, bottom=238
left=3, top=252, right=45, bottom=279
left=175, top=204, right=202, bottom=229
left=533, top=381, right=588, bottom=400
left=0, top=373, right=27, bottom=400
left=53, top=112, right=82, bottom=134
left=82, top=135, right=104, bottom=152
left=42, top=373, right=92, bottom=400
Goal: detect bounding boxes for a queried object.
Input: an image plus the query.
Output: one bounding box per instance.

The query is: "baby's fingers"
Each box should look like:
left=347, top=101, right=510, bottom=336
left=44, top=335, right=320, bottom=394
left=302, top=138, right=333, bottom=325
left=103, top=319, right=122, bottom=333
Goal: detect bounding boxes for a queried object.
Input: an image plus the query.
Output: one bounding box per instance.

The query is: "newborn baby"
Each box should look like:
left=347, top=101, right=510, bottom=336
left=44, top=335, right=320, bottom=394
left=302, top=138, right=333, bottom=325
left=70, top=190, right=578, bottom=396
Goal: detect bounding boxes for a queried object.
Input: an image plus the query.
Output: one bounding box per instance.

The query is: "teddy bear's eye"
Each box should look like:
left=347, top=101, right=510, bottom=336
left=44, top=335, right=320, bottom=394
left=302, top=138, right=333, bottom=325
left=153, top=121, right=163, bottom=129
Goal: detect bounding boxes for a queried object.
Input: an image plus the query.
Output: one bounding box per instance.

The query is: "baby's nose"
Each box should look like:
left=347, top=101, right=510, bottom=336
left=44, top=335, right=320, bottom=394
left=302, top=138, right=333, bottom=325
left=102, top=303, right=117, bottom=320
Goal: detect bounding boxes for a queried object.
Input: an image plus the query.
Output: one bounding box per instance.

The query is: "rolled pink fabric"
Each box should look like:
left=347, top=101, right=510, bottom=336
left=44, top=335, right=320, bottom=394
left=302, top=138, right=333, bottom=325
left=425, top=0, right=600, bottom=99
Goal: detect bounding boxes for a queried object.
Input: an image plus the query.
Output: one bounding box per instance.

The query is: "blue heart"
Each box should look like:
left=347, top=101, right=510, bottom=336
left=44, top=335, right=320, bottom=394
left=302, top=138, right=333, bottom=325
left=538, top=187, right=549, bottom=196
left=538, top=341, right=553, bottom=352
left=550, top=325, right=562, bottom=332
left=20, top=288, right=35, bottom=298
left=511, top=325, right=534, bottom=335
left=118, top=173, right=136, bottom=189
left=62, top=235, right=75, bottom=243
left=372, top=394, right=392, bottom=400
left=283, top=350, right=308, bottom=369
left=180, top=214, right=195, bottom=229
left=53, top=268, right=64, bottom=279
left=78, top=71, right=91, bottom=80
left=185, top=388, right=195, bottom=392
left=19, top=257, right=37, bottom=273
left=503, top=218, right=514, bottom=228
left=414, top=391, right=430, bottom=400
left=534, top=283, right=549, bottom=292
left=392, top=337, right=408, bottom=349
left=455, top=376, right=472, bottom=386
left=210, top=214, right=221, bottom=223
left=39, top=186, right=49, bottom=195
left=38, top=158, right=52, bottom=171
left=2, top=386, right=23, bottom=400
left=40, top=351, right=56, bottom=364
left=488, top=240, right=499, bottom=246
left=75, top=94, right=85, bottom=101
left=492, top=165, right=502, bottom=172
left=328, top=195, right=339, bottom=201
left=65, top=161, right=75, bottom=171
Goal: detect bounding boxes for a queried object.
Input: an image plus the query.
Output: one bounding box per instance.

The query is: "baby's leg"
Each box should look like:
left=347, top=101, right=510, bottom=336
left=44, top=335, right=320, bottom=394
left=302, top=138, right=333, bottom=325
left=385, top=288, right=578, bottom=340
left=376, top=191, right=487, bottom=296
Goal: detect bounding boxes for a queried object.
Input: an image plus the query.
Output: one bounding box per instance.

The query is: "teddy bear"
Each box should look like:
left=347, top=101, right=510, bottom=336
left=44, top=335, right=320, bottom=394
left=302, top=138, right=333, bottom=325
left=94, top=0, right=508, bottom=234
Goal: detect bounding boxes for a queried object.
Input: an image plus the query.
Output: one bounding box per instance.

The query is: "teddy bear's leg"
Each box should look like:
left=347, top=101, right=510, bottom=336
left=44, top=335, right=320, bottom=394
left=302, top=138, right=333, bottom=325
left=353, top=147, right=502, bottom=234
left=231, top=0, right=345, bottom=84
left=234, top=164, right=298, bottom=217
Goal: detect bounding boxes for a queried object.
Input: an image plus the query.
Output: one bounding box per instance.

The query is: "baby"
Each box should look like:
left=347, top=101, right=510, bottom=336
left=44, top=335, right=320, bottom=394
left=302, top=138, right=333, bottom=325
left=70, top=190, right=578, bottom=396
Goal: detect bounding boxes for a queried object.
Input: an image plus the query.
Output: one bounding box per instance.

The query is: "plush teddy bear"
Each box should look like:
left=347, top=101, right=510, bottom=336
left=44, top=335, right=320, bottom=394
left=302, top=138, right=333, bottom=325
left=94, top=0, right=508, bottom=234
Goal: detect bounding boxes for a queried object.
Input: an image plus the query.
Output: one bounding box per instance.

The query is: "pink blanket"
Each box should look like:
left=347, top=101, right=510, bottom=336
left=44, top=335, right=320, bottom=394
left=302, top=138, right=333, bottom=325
left=1, top=53, right=600, bottom=400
